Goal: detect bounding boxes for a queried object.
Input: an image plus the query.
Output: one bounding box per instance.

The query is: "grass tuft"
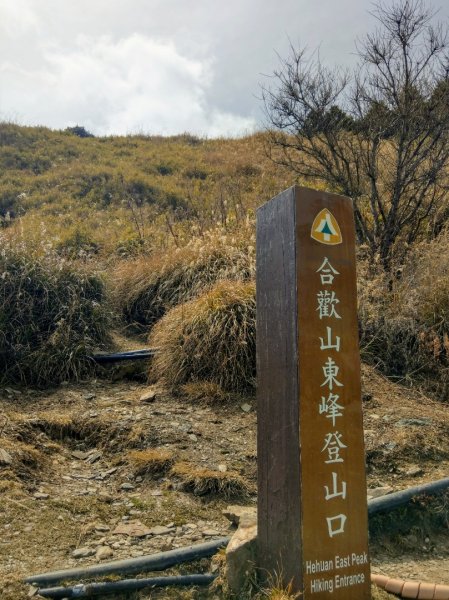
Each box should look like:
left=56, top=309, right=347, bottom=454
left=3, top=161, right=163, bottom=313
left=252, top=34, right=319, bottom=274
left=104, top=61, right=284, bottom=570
left=0, top=248, right=111, bottom=386
left=171, top=461, right=251, bottom=499
left=127, top=448, right=175, bottom=477
left=113, top=228, right=255, bottom=332
left=149, top=279, right=256, bottom=393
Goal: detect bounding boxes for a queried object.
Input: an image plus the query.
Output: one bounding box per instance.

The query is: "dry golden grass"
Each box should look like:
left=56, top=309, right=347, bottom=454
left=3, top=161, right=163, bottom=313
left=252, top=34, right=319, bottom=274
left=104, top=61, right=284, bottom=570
left=0, top=246, right=111, bottom=386
left=179, top=381, right=237, bottom=404
left=358, top=232, right=449, bottom=398
left=113, top=225, right=255, bottom=331
left=150, top=279, right=256, bottom=393
left=127, top=448, right=175, bottom=477
left=371, top=584, right=396, bottom=599
left=171, top=461, right=250, bottom=499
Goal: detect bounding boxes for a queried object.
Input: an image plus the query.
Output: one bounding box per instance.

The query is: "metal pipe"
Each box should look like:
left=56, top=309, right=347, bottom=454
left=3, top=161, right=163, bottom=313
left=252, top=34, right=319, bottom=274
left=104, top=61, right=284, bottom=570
left=368, top=476, right=449, bottom=515
left=26, top=478, right=449, bottom=589
left=26, top=537, right=229, bottom=586
left=91, top=348, right=159, bottom=364
left=37, top=574, right=216, bottom=599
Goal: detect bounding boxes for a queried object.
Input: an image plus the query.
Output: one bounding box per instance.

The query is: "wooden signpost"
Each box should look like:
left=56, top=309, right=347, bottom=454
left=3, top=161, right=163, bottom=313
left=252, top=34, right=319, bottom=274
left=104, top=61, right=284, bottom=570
left=256, top=185, right=371, bottom=598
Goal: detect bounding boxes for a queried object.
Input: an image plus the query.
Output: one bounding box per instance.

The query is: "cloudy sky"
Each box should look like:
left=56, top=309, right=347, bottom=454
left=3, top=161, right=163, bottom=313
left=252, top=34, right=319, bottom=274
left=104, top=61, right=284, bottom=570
left=0, top=0, right=448, bottom=137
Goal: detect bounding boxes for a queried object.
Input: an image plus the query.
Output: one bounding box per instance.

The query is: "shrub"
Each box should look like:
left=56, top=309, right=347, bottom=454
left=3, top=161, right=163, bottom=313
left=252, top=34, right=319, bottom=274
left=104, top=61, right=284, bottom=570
left=171, top=461, right=250, bottom=498
left=127, top=449, right=174, bottom=477
left=359, top=233, right=449, bottom=398
left=56, top=229, right=99, bottom=259
left=65, top=125, right=95, bottom=138
left=0, top=249, right=111, bottom=386
left=149, top=280, right=256, bottom=393
left=113, top=230, right=255, bottom=331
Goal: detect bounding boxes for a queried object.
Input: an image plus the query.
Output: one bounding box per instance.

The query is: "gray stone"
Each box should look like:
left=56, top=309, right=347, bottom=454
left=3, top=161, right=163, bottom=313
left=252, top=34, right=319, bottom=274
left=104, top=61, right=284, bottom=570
left=86, top=451, right=102, bottom=464
left=396, top=417, right=432, bottom=427
left=96, top=546, right=114, bottom=560
left=240, top=403, right=252, bottom=413
left=404, top=465, right=424, bottom=477
left=223, top=505, right=257, bottom=526
left=71, top=450, right=90, bottom=460
left=148, top=525, right=174, bottom=536
left=72, top=547, right=95, bottom=559
left=367, top=486, right=394, bottom=499
left=140, top=390, right=157, bottom=403
left=0, top=448, right=13, bottom=465
left=33, top=492, right=49, bottom=500
left=120, top=483, right=135, bottom=491
left=113, top=520, right=152, bottom=537
left=225, top=520, right=257, bottom=593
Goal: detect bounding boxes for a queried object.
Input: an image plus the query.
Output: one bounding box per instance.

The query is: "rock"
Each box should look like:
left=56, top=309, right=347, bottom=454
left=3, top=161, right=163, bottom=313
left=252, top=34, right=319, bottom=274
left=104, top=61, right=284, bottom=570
left=223, top=505, right=257, bottom=527
left=396, top=417, right=432, bottom=427
left=140, top=390, right=157, bottom=403
left=225, top=519, right=257, bottom=593
left=404, top=465, right=424, bottom=477
left=113, top=520, right=153, bottom=537
left=240, top=403, right=252, bottom=413
left=27, top=585, right=39, bottom=597
left=95, top=523, right=110, bottom=532
left=0, top=448, right=13, bottom=465
left=367, top=486, right=394, bottom=499
left=86, top=451, right=102, bottom=464
left=83, top=393, right=96, bottom=400
left=148, top=525, right=174, bottom=536
left=71, top=450, right=90, bottom=460
left=188, top=434, right=198, bottom=442
left=218, top=464, right=227, bottom=473
left=120, top=483, right=135, bottom=491
left=33, top=492, right=49, bottom=500
left=203, top=529, right=220, bottom=537
left=96, top=546, right=114, bottom=560
left=72, top=547, right=95, bottom=559
left=98, top=492, right=114, bottom=503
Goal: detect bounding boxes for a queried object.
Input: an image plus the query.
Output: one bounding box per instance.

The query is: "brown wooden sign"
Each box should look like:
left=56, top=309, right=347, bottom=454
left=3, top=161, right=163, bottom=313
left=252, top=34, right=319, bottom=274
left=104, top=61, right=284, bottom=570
left=256, top=185, right=371, bottom=598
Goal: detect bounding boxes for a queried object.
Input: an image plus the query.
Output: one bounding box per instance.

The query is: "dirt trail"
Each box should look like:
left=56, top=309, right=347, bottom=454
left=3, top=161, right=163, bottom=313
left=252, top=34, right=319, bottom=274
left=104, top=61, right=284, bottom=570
left=0, top=365, right=448, bottom=599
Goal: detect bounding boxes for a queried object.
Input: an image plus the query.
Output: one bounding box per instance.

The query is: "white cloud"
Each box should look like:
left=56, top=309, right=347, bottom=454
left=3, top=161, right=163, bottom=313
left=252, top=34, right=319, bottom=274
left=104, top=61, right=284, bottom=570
left=0, top=0, right=40, bottom=36
left=0, top=33, right=256, bottom=136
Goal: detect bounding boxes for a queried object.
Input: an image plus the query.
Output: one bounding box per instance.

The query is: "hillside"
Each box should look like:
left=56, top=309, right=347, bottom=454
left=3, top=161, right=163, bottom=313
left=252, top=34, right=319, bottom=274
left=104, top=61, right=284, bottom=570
left=0, top=123, right=291, bottom=258
left=1, top=123, right=449, bottom=599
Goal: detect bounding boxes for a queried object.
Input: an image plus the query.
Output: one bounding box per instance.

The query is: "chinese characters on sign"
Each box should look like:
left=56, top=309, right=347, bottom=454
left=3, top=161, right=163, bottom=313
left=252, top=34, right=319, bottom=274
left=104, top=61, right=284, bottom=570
left=316, top=258, right=347, bottom=539
left=300, top=199, right=371, bottom=598
left=256, top=187, right=370, bottom=599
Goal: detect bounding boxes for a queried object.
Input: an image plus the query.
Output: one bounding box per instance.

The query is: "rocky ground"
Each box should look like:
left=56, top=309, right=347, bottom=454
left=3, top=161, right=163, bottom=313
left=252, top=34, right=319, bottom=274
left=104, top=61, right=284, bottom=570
left=0, top=364, right=448, bottom=599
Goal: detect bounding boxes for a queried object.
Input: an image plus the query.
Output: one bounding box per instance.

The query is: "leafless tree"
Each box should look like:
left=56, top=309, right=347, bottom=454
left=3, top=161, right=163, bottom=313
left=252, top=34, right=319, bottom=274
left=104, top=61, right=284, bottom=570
left=263, top=0, right=449, bottom=270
